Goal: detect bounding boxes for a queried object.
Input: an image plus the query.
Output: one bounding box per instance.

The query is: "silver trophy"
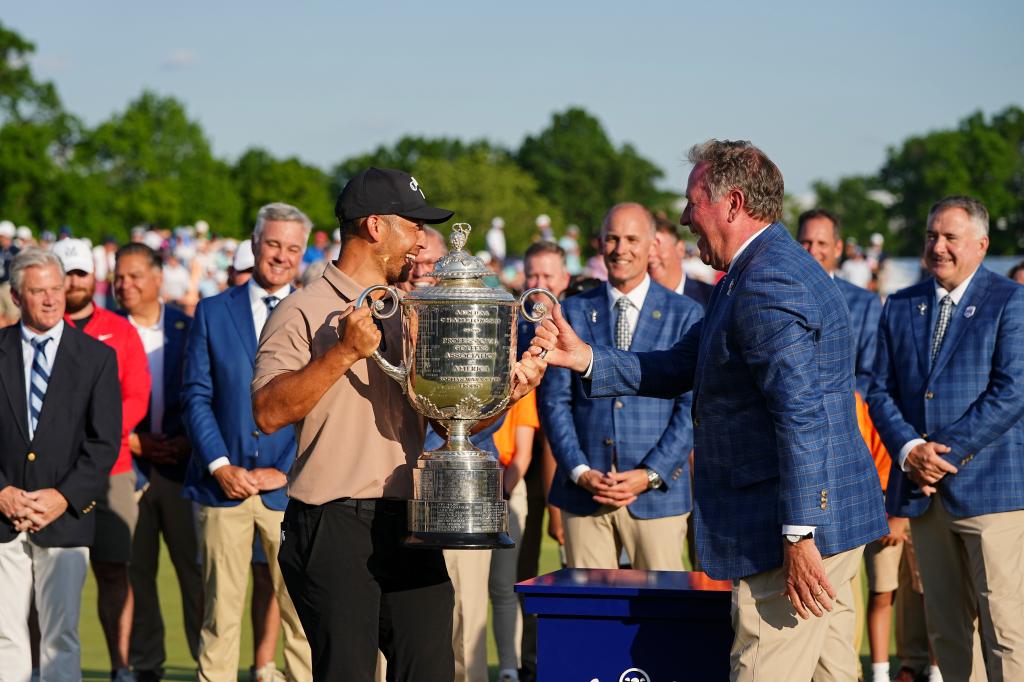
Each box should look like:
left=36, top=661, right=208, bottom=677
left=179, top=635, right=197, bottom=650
left=356, top=223, right=556, bottom=549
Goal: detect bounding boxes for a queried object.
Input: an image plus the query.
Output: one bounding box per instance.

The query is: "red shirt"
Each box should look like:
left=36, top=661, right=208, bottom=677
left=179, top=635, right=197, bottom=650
left=66, top=306, right=151, bottom=476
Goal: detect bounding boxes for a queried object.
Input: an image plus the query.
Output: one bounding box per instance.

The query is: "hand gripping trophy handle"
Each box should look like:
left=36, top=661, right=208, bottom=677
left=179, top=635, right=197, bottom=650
left=353, top=285, right=407, bottom=385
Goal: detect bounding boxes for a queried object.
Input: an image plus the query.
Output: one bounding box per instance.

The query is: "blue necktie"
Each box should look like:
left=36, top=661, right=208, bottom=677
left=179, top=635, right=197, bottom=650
left=263, top=295, right=280, bottom=316
left=30, top=336, right=52, bottom=434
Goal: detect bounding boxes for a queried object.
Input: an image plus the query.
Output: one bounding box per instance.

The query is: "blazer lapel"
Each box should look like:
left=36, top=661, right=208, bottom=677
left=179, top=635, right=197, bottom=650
left=584, top=287, right=612, bottom=348
left=0, top=328, right=29, bottom=443
left=631, top=285, right=665, bottom=352
left=227, top=285, right=257, bottom=359
left=909, top=288, right=932, bottom=380
left=930, top=269, right=991, bottom=381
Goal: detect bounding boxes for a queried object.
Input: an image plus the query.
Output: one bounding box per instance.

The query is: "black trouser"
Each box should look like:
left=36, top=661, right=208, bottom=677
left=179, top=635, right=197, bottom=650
left=279, top=498, right=455, bottom=682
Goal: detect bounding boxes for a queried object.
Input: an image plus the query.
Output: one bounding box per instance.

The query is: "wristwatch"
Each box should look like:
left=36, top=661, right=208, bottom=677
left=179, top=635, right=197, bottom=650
left=645, top=468, right=663, bottom=491
left=784, top=531, right=814, bottom=544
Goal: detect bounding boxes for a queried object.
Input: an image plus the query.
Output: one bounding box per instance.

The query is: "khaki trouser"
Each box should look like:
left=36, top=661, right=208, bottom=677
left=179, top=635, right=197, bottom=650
left=196, top=496, right=311, bottom=682
left=911, top=495, right=1024, bottom=682
left=443, top=547, right=493, bottom=682
left=489, top=480, right=528, bottom=672
left=563, top=506, right=688, bottom=570
left=731, top=546, right=863, bottom=682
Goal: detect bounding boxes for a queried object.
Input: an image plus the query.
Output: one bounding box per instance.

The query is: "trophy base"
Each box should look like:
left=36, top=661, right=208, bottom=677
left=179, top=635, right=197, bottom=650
left=405, top=530, right=515, bottom=550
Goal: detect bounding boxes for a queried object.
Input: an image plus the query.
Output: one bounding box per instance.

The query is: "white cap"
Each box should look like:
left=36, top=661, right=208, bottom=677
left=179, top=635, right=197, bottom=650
left=475, top=250, right=493, bottom=264
left=195, top=219, right=210, bottom=235
left=0, top=221, right=14, bottom=238
left=870, top=232, right=884, bottom=245
left=16, top=226, right=32, bottom=241
left=491, top=216, right=505, bottom=229
left=332, top=227, right=341, bottom=242
left=51, top=238, right=94, bottom=274
left=535, top=214, right=551, bottom=228
left=233, top=239, right=255, bottom=271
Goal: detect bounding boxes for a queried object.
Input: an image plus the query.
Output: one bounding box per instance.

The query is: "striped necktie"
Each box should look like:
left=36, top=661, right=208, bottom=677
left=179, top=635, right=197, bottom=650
left=30, top=336, right=52, bottom=434
left=263, top=295, right=280, bottom=315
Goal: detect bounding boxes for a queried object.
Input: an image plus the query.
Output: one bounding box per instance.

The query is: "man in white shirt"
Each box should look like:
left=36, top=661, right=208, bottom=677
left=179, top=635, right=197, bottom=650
left=116, top=243, right=203, bottom=682
left=182, top=203, right=313, bottom=682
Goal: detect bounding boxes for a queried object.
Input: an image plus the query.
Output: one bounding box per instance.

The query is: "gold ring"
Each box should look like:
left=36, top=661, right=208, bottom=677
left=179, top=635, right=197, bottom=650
left=815, top=587, right=824, bottom=596
left=538, top=349, right=548, bottom=359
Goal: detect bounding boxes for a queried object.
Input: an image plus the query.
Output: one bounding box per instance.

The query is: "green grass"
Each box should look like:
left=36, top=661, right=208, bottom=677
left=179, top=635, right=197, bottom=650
left=79, top=513, right=894, bottom=680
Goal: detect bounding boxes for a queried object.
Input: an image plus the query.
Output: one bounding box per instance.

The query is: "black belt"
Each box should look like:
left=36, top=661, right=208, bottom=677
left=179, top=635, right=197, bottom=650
left=335, top=498, right=405, bottom=513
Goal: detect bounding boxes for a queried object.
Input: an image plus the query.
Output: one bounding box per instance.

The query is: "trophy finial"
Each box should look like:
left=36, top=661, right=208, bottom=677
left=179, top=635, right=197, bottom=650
left=449, top=223, right=471, bottom=253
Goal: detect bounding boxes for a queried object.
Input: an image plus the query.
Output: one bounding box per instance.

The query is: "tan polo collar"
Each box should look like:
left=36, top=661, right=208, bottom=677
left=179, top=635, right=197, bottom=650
left=324, top=262, right=365, bottom=302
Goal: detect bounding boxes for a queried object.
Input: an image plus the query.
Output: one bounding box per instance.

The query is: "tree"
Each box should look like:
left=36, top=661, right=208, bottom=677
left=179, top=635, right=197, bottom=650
left=879, top=107, right=1024, bottom=254
left=413, top=150, right=563, bottom=256
left=232, top=148, right=334, bottom=233
left=809, top=175, right=891, bottom=247
left=516, top=108, right=673, bottom=235
left=75, top=91, right=242, bottom=239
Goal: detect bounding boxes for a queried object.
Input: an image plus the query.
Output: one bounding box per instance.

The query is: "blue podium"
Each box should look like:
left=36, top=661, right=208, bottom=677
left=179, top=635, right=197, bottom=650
left=517, top=568, right=732, bottom=682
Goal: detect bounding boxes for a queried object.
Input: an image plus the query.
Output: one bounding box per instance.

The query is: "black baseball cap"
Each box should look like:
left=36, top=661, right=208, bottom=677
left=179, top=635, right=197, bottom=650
left=335, top=167, right=454, bottom=224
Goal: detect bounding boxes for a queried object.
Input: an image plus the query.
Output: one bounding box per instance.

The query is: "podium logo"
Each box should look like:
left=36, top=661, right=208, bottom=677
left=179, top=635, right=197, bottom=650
left=619, top=668, right=651, bottom=682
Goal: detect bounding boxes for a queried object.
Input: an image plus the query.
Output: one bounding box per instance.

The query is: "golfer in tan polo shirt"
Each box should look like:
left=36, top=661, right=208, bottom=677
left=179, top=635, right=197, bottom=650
left=252, top=167, right=546, bottom=682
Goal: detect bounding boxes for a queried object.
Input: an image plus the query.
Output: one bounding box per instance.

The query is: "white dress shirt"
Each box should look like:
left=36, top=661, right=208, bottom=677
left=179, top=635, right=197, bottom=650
left=21, top=321, right=64, bottom=440
left=570, top=276, right=652, bottom=484
left=129, top=305, right=166, bottom=436
left=897, top=267, right=980, bottom=470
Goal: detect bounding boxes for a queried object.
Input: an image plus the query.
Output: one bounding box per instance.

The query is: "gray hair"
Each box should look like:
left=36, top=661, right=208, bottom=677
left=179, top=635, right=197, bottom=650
left=10, top=248, right=64, bottom=296
left=253, top=202, right=313, bottom=245
left=687, top=139, right=784, bottom=223
left=927, top=196, right=989, bottom=237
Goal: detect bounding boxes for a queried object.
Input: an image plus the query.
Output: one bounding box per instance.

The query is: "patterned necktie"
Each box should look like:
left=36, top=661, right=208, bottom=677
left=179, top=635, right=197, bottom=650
left=30, top=336, right=52, bottom=434
left=263, top=295, right=280, bottom=316
left=931, top=294, right=954, bottom=362
left=614, top=296, right=633, bottom=351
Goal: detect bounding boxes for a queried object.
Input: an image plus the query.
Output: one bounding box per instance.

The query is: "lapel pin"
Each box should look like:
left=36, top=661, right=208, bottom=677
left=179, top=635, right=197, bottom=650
left=175, top=321, right=186, bottom=329
left=652, top=310, right=662, bottom=319
left=917, top=303, right=928, bottom=316
left=964, top=305, right=976, bottom=318
left=590, top=309, right=598, bottom=324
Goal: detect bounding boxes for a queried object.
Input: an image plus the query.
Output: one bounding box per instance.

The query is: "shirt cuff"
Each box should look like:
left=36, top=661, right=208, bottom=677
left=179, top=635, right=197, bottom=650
left=899, top=439, right=926, bottom=472
left=582, top=355, right=594, bottom=379
left=570, top=464, right=591, bottom=484
left=782, top=525, right=816, bottom=537
left=208, top=457, right=230, bottom=474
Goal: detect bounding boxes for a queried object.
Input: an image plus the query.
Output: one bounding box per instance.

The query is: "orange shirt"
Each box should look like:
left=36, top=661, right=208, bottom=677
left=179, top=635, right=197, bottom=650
left=855, top=392, right=891, bottom=491
left=494, top=389, right=540, bottom=467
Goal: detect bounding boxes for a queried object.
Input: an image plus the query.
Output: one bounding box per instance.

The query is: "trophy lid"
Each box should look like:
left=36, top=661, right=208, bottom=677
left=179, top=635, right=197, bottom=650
left=405, top=223, right=514, bottom=303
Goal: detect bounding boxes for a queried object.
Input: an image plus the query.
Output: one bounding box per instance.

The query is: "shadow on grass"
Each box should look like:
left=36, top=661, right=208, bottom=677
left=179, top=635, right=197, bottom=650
left=84, top=668, right=197, bottom=681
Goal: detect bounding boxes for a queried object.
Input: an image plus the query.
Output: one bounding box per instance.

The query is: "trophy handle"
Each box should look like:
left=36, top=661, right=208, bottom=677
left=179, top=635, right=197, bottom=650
left=518, top=288, right=559, bottom=322
left=354, top=285, right=408, bottom=385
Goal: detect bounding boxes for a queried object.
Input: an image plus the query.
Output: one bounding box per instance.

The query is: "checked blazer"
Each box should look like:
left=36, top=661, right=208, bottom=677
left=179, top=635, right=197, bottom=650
left=586, top=224, right=887, bottom=580
left=539, top=281, right=703, bottom=520
left=868, top=267, right=1024, bottom=519
left=834, top=277, right=882, bottom=399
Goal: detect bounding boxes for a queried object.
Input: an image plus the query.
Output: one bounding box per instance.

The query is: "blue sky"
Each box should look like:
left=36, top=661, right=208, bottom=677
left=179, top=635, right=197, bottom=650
left=6, top=1, right=1023, bottom=196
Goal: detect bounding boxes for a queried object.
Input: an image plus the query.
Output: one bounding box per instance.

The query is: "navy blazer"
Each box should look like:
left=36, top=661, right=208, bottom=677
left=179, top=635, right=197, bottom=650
left=0, top=324, right=121, bottom=547
left=126, top=305, right=191, bottom=484
left=683, top=277, right=714, bottom=309
left=868, top=267, right=1024, bottom=518
left=540, top=281, right=702, bottom=520
left=586, top=225, right=887, bottom=579
left=833, top=278, right=882, bottom=398
left=181, top=284, right=296, bottom=510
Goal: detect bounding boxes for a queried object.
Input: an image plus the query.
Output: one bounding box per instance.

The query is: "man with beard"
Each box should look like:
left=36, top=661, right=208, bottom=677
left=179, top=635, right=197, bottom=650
left=252, top=167, right=547, bottom=681
left=52, top=239, right=151, bottom=682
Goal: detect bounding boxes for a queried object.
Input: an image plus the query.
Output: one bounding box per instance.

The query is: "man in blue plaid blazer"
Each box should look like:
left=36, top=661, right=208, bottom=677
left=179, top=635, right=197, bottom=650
left=532, top=141, right=887, bottom=681
left=868, top=196, right=1024, bottom=681
left=539, top=203, right=702, bottom=571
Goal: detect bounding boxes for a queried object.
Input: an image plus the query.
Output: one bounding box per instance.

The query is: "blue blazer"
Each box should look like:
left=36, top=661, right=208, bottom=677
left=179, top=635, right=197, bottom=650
left=586, top=225, right=887, bottom=579
left=683, top=277, right=714, bottom=309
left=834, top=278, right=882, bottom=399
left=540, top=281, right=702, bottom=520
left=181, top=285, right=296, bottom=510
left=868, top=267, right=1024, bottom=519
left=125, top=305, right=192, bottom=484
